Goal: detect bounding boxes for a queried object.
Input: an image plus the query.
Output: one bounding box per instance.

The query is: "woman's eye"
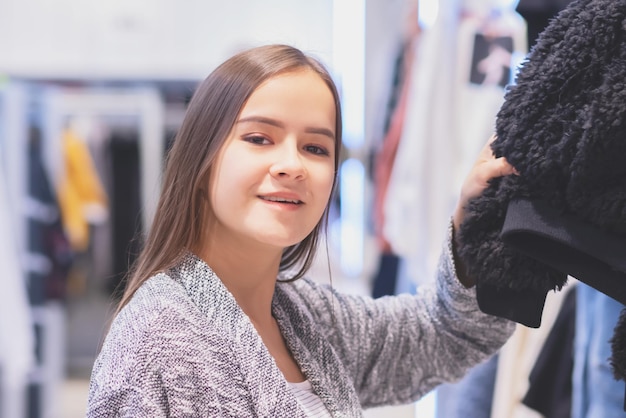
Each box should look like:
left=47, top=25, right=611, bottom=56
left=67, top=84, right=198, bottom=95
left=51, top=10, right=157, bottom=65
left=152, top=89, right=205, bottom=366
left=304, top=145, right=330, bottom=156
left=244, top=135, right=270, bottom=145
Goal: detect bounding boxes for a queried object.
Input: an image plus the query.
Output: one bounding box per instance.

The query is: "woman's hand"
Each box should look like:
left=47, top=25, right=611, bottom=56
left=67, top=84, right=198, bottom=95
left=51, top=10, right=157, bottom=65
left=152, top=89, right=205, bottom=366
left=452, top=134, right=517, bottom=287
left=453, top=134, right=517, bottom=232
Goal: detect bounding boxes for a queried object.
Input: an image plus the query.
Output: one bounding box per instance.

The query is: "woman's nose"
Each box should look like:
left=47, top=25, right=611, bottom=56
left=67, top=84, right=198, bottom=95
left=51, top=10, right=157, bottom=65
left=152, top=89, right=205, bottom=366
left=269, top=142, right=306, bottom=180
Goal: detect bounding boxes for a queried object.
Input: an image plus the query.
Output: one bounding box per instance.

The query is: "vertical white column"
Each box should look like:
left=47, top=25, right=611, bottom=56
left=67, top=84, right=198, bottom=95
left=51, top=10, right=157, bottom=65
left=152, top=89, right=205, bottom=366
left=138, top=88, right=165, bottom=232
left=0, top=80, right=33, bottom=418
left=332, top=0, right=366, bottom=278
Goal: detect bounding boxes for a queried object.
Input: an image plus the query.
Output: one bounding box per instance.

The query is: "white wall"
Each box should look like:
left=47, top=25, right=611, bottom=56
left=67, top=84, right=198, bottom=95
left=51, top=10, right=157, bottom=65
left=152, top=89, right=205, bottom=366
left=0, top=0, right=334, bottom=80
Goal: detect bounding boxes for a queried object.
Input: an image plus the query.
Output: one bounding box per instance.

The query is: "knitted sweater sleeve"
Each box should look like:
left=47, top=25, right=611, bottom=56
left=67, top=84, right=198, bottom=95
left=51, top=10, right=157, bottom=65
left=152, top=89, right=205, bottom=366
left=292, top=222, right=515, bottom=408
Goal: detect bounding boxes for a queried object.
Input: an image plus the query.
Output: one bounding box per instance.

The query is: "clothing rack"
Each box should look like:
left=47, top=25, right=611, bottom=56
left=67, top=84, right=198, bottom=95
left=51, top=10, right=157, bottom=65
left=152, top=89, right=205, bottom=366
left=42, top=87, right=165, bottom=230
left=0, top=80, right=166, bottom=418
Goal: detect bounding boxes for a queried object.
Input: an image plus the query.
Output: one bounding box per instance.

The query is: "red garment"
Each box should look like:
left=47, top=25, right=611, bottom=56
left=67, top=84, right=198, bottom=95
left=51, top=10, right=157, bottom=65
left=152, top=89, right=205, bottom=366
left=373, top=44, right=415, bottom=252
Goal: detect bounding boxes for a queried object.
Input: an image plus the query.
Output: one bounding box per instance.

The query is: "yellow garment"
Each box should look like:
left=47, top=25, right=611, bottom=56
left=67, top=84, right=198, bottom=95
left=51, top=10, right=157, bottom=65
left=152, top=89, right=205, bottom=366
left=57, top=129, right=108, bottom=251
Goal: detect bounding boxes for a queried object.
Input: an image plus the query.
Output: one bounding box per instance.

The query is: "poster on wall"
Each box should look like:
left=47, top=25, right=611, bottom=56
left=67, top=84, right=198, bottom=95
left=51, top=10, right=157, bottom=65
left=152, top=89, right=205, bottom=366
left=469, top=33, right=514, bottom=88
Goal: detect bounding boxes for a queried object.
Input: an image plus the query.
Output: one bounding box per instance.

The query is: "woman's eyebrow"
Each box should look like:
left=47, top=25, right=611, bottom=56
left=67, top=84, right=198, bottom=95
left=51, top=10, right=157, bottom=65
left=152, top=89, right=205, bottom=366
left=236, top=116, right=335, bottom=141
left=305, top=126, right=335, bottom=141
left=237, top=116, right=284, bottom=129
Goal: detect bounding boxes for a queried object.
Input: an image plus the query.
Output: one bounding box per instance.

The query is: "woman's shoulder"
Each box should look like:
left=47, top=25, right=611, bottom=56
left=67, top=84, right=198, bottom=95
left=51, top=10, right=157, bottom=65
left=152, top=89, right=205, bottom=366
left=102, top=272, right=233, bottom=364
left=108, top=272, right=210, bottom=344
left=119, top=273, right=190, bottom=320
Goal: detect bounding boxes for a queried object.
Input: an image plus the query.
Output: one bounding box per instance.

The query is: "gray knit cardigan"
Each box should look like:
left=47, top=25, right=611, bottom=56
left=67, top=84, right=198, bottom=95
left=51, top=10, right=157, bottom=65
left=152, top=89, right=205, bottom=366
left=87, top=226, right=514, bottom=417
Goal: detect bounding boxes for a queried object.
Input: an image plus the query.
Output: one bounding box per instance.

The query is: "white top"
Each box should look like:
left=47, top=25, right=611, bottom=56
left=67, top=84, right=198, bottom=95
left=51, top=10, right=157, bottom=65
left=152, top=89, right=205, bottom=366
left=289, top=380, right=333, bottom=417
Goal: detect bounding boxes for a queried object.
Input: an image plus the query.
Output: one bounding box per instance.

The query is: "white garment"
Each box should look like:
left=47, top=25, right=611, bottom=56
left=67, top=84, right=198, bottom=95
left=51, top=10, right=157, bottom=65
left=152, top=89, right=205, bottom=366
left=383, top=1, right=458, bottom=286
left=383, top=0, right=527, bottom=286
left=289, top=380, right=333, bottom=417
left=491, top=281, right=576, bottom=418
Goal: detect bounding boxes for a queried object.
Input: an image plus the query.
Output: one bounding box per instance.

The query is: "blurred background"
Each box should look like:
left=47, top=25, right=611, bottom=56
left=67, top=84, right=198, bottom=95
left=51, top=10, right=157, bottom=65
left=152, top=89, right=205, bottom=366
left=0, top=1, right=569, bottom=417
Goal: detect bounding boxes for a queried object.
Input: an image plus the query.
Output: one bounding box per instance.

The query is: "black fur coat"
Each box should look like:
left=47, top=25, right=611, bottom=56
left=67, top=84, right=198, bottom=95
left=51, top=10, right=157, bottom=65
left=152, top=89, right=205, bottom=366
left=457, top=0, right=626, bottom=380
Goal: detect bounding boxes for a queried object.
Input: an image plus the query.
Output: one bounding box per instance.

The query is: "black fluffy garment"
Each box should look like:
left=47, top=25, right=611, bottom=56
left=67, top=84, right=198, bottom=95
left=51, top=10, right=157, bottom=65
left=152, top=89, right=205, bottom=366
left=457, top=0, right=626, bottom=379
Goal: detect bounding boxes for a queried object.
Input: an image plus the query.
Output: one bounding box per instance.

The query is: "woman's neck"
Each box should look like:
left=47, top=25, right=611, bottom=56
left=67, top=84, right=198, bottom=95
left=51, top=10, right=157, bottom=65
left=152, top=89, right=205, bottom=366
left=199, top=240, right=282, bottom=323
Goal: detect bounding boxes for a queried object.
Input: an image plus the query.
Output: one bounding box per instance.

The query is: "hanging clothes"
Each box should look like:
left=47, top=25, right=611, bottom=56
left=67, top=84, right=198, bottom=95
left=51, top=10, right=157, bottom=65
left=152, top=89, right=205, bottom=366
left=436, top=353, right=499, bottom=418
left=383, top=0, right=527, bottom=288
left=373, top=38, right=417, bottom=255
left=490, top=283, right=573, bottom=418
left=56, top=126, right=109, bottom=253
left=458, top=0, right=626, bottom=327
left=453, top=1, right=528, bottom=189
left=24, top=123, right=74, bottom=417
left=456, top=0, right=626, bottom=412
left=572, top=285, right=626, bottom=418
left=516, top=0, right=576, bottom=47
left=26, top=125, right=74, bottom=303
left=108, top=131, right=143, bottom=299
left=522, top=285, right=576, bottom=418
left=371, top=31, right=419, bottom=298
left=393, top=2, right=528, bottom=417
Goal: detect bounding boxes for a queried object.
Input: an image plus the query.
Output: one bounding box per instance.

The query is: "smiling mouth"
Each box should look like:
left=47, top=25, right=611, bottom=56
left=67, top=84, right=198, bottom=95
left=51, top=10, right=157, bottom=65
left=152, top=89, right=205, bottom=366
left=259, top=196, right=303, bottom=205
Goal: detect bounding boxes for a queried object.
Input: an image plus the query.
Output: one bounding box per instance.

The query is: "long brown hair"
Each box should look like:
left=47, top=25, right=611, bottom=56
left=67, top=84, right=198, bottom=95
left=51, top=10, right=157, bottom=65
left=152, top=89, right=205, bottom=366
left=114, top=44, right=343, bottom=317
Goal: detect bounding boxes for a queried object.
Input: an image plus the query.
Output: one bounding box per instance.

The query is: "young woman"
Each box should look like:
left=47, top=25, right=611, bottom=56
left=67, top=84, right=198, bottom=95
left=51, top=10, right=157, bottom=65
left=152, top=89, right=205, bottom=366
left=87, top=44, right=516, bottom=417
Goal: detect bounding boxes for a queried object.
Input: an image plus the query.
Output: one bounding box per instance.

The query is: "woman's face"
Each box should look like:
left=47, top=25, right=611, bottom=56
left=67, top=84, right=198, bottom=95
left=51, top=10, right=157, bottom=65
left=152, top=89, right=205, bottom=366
left=207, top=69, right=336, bottom=252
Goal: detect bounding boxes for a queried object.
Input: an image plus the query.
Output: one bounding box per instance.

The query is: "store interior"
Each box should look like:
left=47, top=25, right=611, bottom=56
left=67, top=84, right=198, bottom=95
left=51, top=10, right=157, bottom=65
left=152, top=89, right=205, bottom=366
left=2, top=0, right=624, bottom=417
